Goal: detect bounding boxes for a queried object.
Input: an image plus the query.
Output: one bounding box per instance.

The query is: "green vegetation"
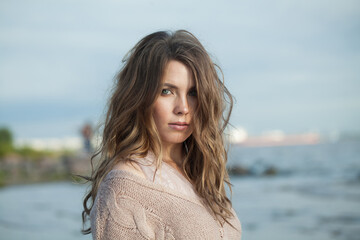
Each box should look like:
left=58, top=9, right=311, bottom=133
left=0, top=127, right=13, bottom=158
left=15, top=146, right=57, bottom=161
left=0, top=127, right=73, bottom=160
left=0, top=127, right=88, bottom=187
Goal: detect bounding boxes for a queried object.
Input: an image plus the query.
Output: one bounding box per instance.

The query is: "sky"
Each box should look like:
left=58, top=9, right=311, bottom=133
left=0, top=0, right=359, bottom=139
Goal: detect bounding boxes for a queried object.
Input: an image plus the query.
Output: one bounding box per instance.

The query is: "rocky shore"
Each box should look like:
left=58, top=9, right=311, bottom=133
left=0, top=152, right=93, bottom=186
left=0, top=150, right=284, bottom=187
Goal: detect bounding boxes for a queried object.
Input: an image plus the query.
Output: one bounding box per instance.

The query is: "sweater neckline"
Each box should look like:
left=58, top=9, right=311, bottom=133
left=106, top=169, right=205, bottom=207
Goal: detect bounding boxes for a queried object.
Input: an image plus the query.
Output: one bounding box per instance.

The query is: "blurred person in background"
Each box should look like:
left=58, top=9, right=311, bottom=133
left=81, top=30, right=241, bottom=239
left=81, top=122, right=93, bottom=154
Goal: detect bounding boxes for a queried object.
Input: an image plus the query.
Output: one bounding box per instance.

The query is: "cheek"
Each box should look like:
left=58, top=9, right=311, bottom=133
left=189, top=98, right=198, bottom=114
left=152, top=108, right=163, bottom=126
left=152, top=102, right=168, bottom=125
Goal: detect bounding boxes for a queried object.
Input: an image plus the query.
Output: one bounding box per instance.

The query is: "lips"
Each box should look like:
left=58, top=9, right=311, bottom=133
left=168, top=122, right=189, bottom=131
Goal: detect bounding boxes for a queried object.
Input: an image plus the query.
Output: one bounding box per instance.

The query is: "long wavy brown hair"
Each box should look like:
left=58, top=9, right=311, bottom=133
left=81, top=30, right=234, bottom=234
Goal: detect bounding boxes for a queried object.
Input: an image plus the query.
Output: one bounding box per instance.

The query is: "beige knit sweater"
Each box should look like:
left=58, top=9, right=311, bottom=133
left=90, top=170, right=242, bottom=239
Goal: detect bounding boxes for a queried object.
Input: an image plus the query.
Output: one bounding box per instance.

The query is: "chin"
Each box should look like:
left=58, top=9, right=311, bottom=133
left=161, top=134, right=191, bottom=145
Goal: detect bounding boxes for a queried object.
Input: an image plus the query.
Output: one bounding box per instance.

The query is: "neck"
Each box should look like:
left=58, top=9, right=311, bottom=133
left=160, top=142, right=192, bottom=182
left=161, top=142, right=184, bottom=167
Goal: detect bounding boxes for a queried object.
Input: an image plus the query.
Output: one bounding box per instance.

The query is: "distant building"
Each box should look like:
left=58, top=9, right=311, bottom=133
left=228, top=127, right=320, bottom=147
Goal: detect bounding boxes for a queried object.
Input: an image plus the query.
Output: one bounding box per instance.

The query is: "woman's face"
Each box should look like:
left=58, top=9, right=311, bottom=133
left=152, top=60, right=197, bottom=148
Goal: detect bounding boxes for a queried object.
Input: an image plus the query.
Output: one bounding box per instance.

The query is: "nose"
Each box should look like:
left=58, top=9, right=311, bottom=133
left=174, top=96, right=189, bottom=115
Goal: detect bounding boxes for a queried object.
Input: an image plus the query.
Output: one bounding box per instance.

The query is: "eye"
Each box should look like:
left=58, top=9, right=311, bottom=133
left=188, top=89, right=197, bottom=97
left=161, top=89, right=172, bottom=95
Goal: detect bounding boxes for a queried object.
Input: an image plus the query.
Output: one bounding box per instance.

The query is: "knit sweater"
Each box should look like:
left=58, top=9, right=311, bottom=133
left=90, top=170, right=242, bottom=240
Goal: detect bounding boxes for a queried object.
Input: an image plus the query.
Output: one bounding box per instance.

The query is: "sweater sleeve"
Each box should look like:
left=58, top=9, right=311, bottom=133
left=90, top=180, right=172, bottom=240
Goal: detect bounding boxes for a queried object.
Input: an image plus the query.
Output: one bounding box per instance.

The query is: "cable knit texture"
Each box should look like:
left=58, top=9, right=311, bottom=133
left=90, top=170, right=242, bottom=240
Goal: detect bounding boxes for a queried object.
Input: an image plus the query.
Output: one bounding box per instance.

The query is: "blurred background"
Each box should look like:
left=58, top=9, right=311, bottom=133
left=0, top=0, right=359, bottom=239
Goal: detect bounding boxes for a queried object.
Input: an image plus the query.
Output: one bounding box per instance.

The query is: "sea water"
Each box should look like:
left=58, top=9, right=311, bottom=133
left=0, top=182, right=91, bottom=240
left=0, top=141, right=359, bottom=240
left=230, top=141, right=360, bottom=240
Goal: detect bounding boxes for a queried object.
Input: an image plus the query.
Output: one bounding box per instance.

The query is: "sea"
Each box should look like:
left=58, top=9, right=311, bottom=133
left=0, top=141, right=359, bottom=240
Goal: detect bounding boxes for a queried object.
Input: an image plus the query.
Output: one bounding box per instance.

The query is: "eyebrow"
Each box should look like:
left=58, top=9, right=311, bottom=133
left=163, top=83, right=196, bottom=90
left=163, top=83, right=178, bottom=89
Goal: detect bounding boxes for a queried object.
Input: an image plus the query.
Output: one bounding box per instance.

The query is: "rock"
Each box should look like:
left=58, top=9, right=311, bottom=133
left=263, top=166, right=277, bottom=176
left=227, top=166, right=251, bottom=176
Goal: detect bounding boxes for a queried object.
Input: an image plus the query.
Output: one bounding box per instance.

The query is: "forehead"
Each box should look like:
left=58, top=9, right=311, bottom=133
left=161, top=60, right=195, bottom=87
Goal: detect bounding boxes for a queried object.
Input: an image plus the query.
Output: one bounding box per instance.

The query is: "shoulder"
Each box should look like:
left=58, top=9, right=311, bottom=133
left=96, top=162, right=161, bottom=203
left=112, top=159, right=147, bottom=179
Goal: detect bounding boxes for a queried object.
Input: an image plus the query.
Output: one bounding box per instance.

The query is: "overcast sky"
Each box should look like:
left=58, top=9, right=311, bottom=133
left=0, top=0, right=359, bottom=139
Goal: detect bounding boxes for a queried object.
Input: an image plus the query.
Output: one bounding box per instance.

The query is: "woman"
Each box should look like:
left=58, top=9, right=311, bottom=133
left=82, top=30, right=241, bottom=239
